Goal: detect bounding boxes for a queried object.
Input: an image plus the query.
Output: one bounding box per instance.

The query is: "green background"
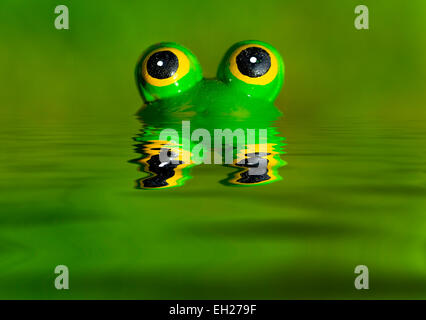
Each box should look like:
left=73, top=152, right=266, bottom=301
left=0, top=0, right=425, bottom=299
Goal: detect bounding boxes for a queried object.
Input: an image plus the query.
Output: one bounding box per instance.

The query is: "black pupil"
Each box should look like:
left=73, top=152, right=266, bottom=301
left=236, top=47, right=271, bottom=78
left=146, top=51, right=179, bottom=79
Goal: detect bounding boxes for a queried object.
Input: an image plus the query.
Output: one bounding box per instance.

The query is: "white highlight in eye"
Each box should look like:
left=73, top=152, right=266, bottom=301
left=250, top=57, right=257, bottom=63
left=157, top=60, right=164, bottom=67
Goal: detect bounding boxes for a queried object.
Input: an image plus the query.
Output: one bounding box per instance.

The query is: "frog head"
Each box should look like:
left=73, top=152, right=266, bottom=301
left=135, top=40, right=285, bottom=122
left=132, top=41, right=286, bottom=189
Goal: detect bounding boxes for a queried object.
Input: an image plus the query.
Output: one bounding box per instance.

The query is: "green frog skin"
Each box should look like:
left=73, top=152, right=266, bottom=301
left=132, top=40, right=286, bottom=189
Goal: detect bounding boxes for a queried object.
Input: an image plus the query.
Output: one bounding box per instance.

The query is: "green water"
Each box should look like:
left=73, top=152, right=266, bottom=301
left=0, top=0, right=426, bottom=299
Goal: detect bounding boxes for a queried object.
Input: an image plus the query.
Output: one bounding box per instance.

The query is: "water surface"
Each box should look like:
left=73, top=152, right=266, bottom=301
left=0, top=112, right=425, bottom=299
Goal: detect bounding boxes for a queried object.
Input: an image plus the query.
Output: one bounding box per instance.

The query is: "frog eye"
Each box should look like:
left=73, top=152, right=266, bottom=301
left=217, top=41, right=284, bottom=101
left=136, top=43, right=203, bottom=102
left=232, top=46, right=275, bottom=84
left=144, top=48, right=187, bottom=85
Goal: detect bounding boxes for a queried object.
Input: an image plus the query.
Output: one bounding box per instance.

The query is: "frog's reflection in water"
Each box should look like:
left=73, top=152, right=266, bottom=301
left=130, top=117, right=286, bottom=189
left=131, top=139, right=194, bottom=189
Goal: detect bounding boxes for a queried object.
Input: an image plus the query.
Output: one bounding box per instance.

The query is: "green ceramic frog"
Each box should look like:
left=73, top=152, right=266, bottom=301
left=132, top=40, right=286, bottom=189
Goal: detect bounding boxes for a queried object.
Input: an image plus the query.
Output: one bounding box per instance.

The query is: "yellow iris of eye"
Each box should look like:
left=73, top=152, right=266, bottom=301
left=142, top=47, right=190, bottom=87
left=229, top=44, right=278, bottom=85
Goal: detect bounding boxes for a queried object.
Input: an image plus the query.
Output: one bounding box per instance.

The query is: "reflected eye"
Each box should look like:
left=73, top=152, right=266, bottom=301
left=146, top=50, right=179, bottom=79
left=236, top=47, right=271, bottom=78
